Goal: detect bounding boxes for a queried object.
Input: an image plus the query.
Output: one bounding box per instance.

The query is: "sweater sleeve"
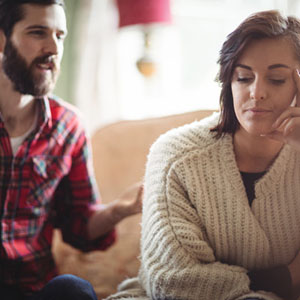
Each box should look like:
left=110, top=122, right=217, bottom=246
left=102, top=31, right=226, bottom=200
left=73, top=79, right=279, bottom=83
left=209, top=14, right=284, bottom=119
left=139, top=133, right=281, bottom=300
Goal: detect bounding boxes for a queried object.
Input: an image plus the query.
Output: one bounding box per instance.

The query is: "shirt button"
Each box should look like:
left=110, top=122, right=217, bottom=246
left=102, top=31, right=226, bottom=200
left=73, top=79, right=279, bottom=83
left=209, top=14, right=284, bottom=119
left=33, top=207, right=40, bottom=216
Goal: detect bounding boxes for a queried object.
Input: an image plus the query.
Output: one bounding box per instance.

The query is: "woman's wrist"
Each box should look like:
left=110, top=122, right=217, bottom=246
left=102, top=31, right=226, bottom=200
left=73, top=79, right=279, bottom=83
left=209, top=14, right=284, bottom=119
left=248, top=266, right=292, bottom=299
left=288, top=258, right=300, bottom=292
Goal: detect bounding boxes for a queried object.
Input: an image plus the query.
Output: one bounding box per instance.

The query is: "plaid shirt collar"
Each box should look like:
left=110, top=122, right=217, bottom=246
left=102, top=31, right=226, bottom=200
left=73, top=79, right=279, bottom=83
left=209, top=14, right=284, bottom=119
left=37, top=96, right=53, bottom=131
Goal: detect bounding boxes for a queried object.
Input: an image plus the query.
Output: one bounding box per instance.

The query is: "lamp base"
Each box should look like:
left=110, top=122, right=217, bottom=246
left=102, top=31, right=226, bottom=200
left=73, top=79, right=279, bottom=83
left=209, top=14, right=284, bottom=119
left=136, top=55, right=156, bottom=77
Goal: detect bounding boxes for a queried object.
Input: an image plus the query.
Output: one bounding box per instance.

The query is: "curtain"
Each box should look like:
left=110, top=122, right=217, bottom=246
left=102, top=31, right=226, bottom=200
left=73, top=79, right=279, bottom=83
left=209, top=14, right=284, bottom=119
left=73, top=0, right=121, bottom=134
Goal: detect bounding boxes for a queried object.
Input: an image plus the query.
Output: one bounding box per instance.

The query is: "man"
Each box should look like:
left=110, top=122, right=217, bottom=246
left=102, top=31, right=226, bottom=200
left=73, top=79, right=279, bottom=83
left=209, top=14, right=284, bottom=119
left=0, top=1, right=143, bottom=299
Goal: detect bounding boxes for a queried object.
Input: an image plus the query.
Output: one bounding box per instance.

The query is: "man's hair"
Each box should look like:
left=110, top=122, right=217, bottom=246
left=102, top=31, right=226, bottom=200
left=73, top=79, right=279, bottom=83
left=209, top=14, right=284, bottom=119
left=211, top=10, right=300, bottom=138
left=0, top=0, right=65, bottom=38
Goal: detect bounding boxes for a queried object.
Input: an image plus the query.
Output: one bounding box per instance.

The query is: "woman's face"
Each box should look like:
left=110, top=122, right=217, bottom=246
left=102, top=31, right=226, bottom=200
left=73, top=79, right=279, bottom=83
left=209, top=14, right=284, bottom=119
left=231, top=37, right=299, bottom=136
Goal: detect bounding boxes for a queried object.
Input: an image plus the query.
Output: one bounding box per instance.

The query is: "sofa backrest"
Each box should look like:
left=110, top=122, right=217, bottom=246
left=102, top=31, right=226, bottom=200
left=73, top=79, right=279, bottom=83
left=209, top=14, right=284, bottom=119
left=92, top=110, right=215, bottom=204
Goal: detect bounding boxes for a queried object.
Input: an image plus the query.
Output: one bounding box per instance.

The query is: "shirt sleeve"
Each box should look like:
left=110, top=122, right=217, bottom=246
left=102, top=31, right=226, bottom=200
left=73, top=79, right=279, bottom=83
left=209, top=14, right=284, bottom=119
left=53, top=121, right=116, bottom=252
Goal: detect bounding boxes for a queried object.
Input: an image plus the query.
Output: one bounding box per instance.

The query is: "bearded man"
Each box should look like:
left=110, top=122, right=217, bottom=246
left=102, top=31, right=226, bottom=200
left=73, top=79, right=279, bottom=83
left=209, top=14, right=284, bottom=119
left=0, top=1, right=142, bottom=299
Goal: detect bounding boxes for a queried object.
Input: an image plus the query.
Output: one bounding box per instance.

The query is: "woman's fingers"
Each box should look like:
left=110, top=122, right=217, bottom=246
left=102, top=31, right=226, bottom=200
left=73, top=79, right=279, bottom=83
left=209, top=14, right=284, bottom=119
left=294, top=69, right=300, bottom=107
left=265, top=117, right=300, bottom=151
left=262, top=130, right=284, bottom=142
left=264, top=69, right=300, bottom=151
left=272, top=107, right=300, bottom=130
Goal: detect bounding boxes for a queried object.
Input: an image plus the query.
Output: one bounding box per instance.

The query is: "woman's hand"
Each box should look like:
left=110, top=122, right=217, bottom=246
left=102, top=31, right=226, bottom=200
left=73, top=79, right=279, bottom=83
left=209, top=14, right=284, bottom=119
left=263, top=69, right=300, bottom=151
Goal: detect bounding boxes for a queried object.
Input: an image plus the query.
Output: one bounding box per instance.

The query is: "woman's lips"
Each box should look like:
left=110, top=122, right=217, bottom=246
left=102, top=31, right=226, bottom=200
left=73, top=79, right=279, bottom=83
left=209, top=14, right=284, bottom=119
left=246, top=107, right=272, bottom=115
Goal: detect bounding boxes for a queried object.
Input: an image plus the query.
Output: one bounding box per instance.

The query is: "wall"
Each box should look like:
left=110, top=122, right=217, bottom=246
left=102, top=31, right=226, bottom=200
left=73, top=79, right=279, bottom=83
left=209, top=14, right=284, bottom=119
left=53, top=0, right=82, bottom=103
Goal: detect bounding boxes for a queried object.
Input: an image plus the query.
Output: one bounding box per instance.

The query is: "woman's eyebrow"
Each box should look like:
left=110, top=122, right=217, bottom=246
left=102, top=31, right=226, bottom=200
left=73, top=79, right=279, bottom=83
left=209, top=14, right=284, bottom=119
left=235, top=63, right=290, bottom=70
left=235, top=64, right=251, bottom=70
left=268, top=64, right=290, bottom=69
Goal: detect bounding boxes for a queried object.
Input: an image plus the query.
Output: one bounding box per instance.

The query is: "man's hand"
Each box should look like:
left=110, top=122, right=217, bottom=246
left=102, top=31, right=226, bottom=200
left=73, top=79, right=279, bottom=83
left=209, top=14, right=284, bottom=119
left=263, top=69, right=300, bottom=151
left=114, top=182, right=144, bottom=220
left=87, top=181, right=143, bottom=240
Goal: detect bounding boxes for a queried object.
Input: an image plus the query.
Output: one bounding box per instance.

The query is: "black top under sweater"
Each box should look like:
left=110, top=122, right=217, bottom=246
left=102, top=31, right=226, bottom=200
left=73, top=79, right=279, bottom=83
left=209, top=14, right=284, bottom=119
left=240, top=171, right=293, bottom=299
left=240, top=171, right=265, bottom=206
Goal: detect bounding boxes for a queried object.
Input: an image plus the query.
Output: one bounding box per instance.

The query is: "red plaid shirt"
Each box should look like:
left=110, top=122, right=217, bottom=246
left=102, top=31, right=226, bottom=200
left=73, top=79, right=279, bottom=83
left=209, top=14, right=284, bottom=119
left=0, top=96, right=116, bottom=295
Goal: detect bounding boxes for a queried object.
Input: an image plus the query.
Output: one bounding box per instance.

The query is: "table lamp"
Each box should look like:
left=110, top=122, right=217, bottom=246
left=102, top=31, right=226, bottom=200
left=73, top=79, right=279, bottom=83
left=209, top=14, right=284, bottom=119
left=116, top=0, right=172, bottom=77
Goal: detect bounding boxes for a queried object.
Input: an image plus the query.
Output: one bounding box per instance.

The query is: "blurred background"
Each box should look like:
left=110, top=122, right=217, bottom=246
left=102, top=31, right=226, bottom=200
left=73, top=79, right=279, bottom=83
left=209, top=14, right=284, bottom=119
left=54, top=0, right=300, bottom=134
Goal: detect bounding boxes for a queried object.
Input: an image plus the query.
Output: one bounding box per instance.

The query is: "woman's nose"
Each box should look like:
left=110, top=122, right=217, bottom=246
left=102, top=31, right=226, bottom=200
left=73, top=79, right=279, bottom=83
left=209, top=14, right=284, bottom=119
left=250, top=79, right=267, bottom=101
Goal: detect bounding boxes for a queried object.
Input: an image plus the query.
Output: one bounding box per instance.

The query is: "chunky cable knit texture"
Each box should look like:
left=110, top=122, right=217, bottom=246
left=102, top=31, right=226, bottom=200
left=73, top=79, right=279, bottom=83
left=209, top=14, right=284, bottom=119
left=107, top=113, right=300, bottom=300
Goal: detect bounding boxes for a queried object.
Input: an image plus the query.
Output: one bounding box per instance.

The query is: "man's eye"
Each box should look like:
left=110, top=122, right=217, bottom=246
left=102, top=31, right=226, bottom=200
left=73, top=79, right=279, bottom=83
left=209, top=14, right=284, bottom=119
left=29, top=31, right=46, bottom=37
left=57, top=34, right=66, bottom=41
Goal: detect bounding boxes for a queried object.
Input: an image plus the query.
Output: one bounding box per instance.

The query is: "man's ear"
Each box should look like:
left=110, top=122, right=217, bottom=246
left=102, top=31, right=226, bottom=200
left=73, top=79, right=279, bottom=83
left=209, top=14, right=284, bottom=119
left=0, top=30, right=6, bottom=53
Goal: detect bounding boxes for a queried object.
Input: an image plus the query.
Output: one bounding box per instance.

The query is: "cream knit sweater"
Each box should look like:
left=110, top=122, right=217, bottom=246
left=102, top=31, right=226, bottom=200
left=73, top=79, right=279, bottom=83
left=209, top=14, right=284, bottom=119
left=107, top=113, right=300, bottom=300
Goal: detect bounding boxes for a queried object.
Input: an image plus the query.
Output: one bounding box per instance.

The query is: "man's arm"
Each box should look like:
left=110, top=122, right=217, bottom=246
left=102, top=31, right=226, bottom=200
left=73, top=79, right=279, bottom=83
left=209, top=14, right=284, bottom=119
left=87, top=182, right=143, bottom=240
left=53, top=108, right=142, bottom=250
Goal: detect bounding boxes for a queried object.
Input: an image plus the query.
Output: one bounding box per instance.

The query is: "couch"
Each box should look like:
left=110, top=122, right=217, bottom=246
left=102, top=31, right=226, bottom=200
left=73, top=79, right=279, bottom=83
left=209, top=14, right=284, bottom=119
left=52, top=109, right=215, bottom=299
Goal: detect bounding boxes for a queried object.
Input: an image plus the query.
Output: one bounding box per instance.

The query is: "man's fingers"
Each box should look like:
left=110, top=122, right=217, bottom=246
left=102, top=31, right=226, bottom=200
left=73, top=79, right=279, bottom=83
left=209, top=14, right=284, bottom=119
left=136, top=185, right=144, bottom=202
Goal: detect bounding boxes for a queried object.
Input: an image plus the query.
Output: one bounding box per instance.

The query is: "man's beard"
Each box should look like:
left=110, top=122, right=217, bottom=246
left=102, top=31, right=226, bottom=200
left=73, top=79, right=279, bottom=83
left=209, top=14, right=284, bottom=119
left=2, top=39, right=59, bottom=97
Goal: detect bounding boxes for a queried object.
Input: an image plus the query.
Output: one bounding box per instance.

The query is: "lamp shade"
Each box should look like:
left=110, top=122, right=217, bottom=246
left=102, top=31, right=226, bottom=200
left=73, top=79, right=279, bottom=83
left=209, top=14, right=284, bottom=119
left=116, top=0, right=171, bottom=28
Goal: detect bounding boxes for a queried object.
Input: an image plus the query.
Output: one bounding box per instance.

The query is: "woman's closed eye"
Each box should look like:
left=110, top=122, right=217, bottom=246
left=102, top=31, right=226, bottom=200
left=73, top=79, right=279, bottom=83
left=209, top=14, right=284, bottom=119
left=237, top=77, right=253, bottom=83
left=269, top=78, right=286, bottom=85
left=236, top=77, right=286, bottom=85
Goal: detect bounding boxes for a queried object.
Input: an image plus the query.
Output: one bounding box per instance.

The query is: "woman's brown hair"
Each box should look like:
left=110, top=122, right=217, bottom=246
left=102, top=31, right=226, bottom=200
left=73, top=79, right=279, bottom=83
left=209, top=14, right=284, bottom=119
left=211, top=10, right=300, bottom=138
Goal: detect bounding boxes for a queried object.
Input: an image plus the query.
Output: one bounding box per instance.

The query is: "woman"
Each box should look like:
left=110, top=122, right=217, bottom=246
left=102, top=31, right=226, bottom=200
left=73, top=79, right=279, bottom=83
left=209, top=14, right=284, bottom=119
left=107, top=10, right=300, bottom=300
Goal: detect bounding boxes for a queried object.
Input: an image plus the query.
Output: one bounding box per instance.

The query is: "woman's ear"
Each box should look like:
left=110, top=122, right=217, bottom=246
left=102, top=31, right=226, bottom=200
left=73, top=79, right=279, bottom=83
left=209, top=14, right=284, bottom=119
left=0, top=30, right=6, bottom=53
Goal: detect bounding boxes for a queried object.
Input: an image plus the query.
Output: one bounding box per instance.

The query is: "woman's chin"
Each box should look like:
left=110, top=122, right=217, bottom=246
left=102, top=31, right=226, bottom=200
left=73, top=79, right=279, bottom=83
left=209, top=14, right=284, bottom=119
left=242, top=125, right=273, bottom=137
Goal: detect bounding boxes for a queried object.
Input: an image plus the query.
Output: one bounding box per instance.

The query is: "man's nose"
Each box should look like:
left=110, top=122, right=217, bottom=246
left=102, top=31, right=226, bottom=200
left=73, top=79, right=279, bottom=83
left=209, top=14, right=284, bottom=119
left=42, top=35, right=60, bottom=55
left=250, top=79, right=267, bottom=101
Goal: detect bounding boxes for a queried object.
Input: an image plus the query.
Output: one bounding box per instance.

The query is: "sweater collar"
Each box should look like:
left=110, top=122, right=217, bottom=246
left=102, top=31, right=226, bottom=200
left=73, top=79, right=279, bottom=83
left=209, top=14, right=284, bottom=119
left=220, top=133, right=293, bottom=201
